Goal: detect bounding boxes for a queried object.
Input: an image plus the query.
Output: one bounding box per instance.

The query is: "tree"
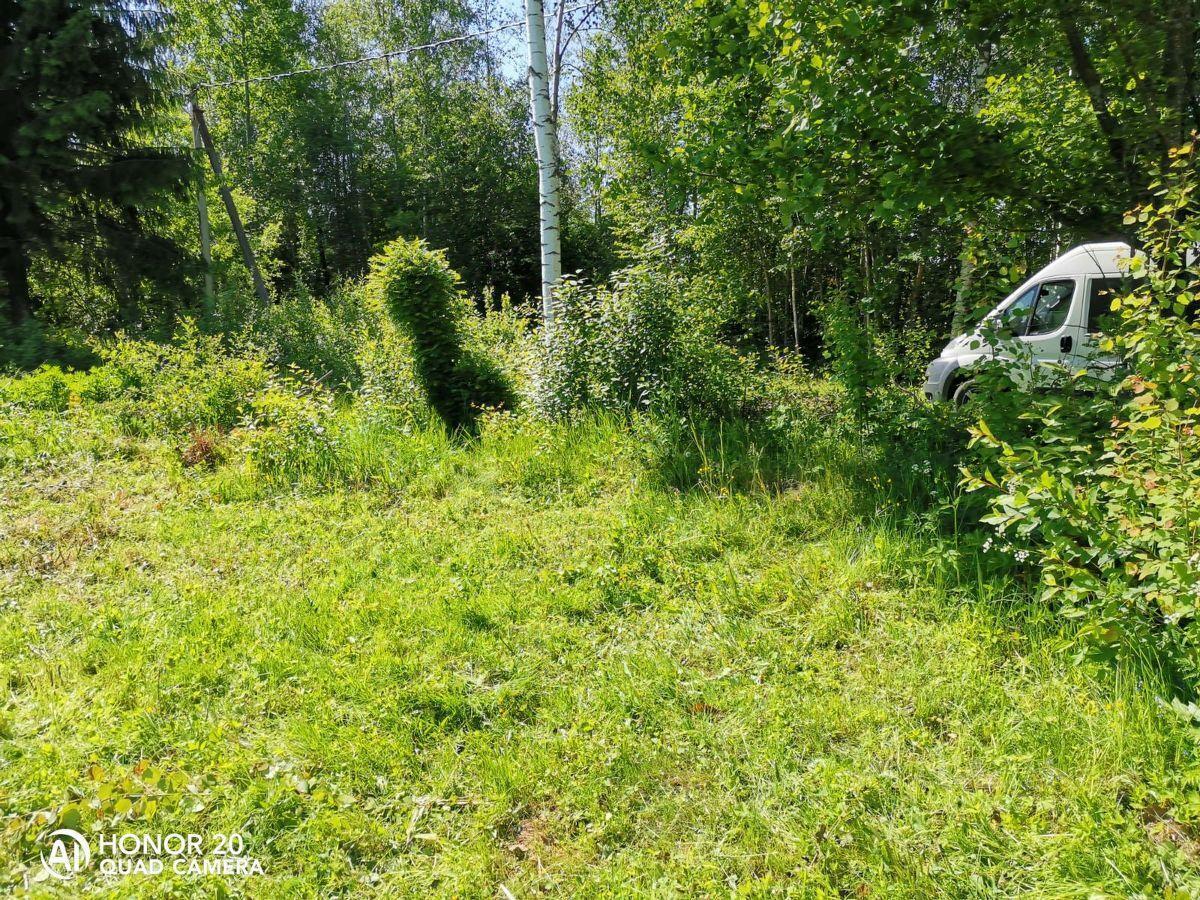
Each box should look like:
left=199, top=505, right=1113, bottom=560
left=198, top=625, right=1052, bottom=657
left=367, top=236, right=513, bottom=432
left=571, top=0, right=1198, bottom=369
left=525, top=0, right=562, bottom=330
left=0, top=0, right=192, bottom=329
left=172, top=0, right=546, bottom=305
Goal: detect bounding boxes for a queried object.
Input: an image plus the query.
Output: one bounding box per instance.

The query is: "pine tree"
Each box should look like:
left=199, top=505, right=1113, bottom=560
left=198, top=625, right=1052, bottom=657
left=0, top=0, right=191, bottom=329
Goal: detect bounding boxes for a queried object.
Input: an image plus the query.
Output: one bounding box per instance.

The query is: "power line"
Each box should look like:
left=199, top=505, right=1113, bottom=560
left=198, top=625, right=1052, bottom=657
left=190, top=3, right=592, bottom=92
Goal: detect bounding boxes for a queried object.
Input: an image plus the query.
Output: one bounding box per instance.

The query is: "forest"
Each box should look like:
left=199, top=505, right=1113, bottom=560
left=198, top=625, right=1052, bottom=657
left=2, top=0, right=1200, bottom=895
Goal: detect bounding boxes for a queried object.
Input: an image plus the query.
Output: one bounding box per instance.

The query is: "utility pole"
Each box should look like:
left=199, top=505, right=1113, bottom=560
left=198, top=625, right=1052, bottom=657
left=525, top=0, right=561, bottom=333
left=190, top=103, right=215, bottom=311
left=190, top=94, right=271, bottom=308
left=951, top=50, right=991, bottom=337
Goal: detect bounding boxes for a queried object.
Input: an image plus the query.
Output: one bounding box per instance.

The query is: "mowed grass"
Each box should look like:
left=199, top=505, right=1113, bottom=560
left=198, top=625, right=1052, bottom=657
left=1, top=399, right=1198, bottom=897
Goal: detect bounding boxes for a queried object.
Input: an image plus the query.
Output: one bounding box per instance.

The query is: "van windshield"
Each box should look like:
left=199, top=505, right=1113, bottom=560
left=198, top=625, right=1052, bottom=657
left=998, top=286, right=1038, bottom=334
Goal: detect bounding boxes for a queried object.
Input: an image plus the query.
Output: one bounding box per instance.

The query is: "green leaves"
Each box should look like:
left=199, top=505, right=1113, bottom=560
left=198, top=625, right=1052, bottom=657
left=1, top=0, right=193, bottom=331
left=970, top=151, right=1200, bottom=684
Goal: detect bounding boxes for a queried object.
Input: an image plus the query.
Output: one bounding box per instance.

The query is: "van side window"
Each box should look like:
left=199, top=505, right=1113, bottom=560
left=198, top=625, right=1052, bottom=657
left=1087, top=277, right=1124, bottom=333
left=1025, top=280, right=1075, bottom=336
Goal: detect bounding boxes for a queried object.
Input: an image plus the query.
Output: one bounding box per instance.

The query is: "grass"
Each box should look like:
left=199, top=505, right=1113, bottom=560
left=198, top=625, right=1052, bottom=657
left=1, top=377, right=1199, bottom=897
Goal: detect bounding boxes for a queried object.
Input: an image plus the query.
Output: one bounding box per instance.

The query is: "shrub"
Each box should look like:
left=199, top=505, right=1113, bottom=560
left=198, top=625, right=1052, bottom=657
left=366, top=237, right=513, bottom=432
left=234, top=381, right=336, bottom=483
left=537, top=264, right=755, bottom=418
left=0, top=365, right=77, bottom=412
left=89, top=323, right=270, bottom=436
left=464, top=291, right=538, bottom=403
left=179, top=428, right=225, bottom=469
left=251, top=284, right=376, bottom=390
left=0, top=320, right=99, bottom=371
left=965, top=144, right=1200, bottom=685
left=818, top=288, right=946, bottom=420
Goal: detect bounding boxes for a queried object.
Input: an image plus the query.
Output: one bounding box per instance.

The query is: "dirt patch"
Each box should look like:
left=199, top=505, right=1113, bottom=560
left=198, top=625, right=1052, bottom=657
left=1142, top=802, right=1200, bottom=862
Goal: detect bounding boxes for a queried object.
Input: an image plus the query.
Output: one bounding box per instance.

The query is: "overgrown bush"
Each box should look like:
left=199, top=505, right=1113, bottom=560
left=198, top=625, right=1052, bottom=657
left=366, top=237, right=513, bottom=432
left=818, top=290, right=944, bottom=415
left=0, top=365, right=80, bottom=412
left=251, top=283, right=380, bottom=390
left=0, top=320, right=99, bottom=371
left=464, top=291, right=537, bottom=402
left=89, top=323, right=269, bottom=436
left=537, top=263, right=755, bottom=418
left=966, top=145, right=1200, bottom=686
left=234, top=380, right=337, bottom=483
left=811, top=294, right=969, bottom=513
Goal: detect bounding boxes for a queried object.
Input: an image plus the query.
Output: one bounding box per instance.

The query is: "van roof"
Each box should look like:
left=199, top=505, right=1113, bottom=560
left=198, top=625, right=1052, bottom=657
left=991, top=242, right=1134, bottom=313
left=1037, top=242, right=1132, bottom=279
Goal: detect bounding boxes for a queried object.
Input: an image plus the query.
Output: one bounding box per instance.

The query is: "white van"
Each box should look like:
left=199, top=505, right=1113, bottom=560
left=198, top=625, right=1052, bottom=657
left=923, top=241, right=1131, bottom=404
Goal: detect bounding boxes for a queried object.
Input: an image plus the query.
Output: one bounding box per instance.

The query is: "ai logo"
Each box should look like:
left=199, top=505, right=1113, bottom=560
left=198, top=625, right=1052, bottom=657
left=41, top=828, right=91, bottom=880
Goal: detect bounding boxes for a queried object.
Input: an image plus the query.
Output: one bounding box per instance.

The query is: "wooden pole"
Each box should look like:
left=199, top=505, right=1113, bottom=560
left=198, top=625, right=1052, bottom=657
left=789, top=254, right=800, bottom=349
left=190, top=102, right=215, bottom=311
left=190, top=95, right=271, bottom=307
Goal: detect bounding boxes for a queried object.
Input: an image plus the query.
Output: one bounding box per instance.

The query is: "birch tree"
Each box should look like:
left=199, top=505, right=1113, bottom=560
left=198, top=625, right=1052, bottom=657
left=525, top=0, right=562, bottom=331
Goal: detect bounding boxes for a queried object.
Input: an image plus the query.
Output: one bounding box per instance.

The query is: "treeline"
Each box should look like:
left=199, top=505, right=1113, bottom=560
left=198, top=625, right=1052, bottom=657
left=172, top=0, right=552, bottom=303
left=568, top=0, right=1198, bottom=366
left=0, top=0, right=608, bottom=358
left=1, top=0, right=1197, bottom=372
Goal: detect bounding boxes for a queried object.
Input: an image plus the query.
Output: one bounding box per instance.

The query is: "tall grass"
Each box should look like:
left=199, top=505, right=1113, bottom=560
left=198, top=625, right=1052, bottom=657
left=2, top=346, right=1197, bottom=897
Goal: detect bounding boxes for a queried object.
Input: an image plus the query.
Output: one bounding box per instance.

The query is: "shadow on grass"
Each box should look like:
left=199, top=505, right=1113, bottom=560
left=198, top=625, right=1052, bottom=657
left=640, top=407, right=981, bottom=520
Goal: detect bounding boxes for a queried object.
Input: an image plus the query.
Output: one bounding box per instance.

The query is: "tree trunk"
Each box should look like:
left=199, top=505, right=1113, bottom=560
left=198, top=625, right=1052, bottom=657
left=525, top=0, right=562, bottom=333
left=0, top=238, right=33, bottom=328
left=191, top=111, right=215, bottom=312
left=789, top=256, right=800, bottom=349
left=765, top=266, right=775, bottom=347
left=952, top=53, right=988, bottom=337
left=1056, top=6, right=1138, bottom=193
left=951, top=236, right=974, bottom=337
left=1164, top=0, right=1196, bottom=146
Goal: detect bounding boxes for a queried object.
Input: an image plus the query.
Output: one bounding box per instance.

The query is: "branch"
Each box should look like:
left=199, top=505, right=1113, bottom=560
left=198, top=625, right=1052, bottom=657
left=561, top=2, right=601, bottom=62
left=1111, top=27, right=1175, bottom=158
left=551, top=0, right=568, bottom=125
left=1055, top=5, right=1137, bottom=190
left=551, top=1, right=601, bottom=124
left=1164, top=0, right=1197, bottom=143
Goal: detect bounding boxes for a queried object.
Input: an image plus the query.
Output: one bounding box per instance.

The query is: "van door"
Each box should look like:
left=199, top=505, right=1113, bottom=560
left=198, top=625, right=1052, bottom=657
left=1074, top=276, right=1124, bottom=380
left=1018, top=279, right=1078, bottom=386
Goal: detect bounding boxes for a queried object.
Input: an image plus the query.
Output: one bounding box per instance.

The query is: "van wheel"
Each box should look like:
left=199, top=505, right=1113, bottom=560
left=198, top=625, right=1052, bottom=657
left=951, top=378, right=977, bottom=407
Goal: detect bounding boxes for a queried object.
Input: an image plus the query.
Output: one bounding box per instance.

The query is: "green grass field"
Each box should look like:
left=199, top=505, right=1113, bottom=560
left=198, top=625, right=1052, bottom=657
left=2, top=383, right=1199, bottom=896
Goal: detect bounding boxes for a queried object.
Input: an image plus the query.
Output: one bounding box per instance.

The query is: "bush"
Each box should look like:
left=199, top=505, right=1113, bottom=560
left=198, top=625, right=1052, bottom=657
left=464, top=291, right=538, bottom=403
left=366, top=237, right=513, bottom=432
left=537, top=263, right=755, bottom=418
left=0, top=320, right=99, bottom=371
left=965, top=144, right=1200, bottom=686
left=251, top=284, right=378, bottom=390
left=0, top=365, right=79, bottom=412
left=179, top=428, right=226, bottom=469
left=234, top=381, right=337, bottom=483
left=89, top=323, right=270, bottom=436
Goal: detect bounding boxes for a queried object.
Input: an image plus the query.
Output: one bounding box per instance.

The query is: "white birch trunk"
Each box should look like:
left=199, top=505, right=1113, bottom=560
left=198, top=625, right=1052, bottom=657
left=525, top=0, right=562, bottom=332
